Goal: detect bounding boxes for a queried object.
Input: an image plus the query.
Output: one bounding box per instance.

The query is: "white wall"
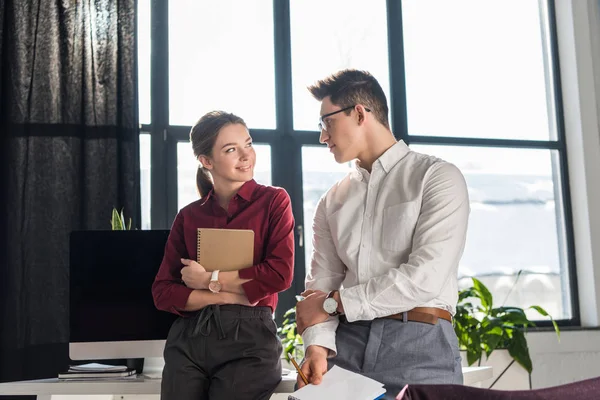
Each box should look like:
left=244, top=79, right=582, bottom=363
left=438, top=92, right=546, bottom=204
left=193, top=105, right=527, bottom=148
left=530, top=330, right=600, bottom=387
left=523, top=0, right=600, bottom=389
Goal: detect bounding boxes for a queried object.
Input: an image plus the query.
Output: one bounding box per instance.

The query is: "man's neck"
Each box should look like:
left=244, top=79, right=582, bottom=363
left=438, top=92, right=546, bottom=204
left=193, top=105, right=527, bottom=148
left=356, top=128, right=398, bottom=172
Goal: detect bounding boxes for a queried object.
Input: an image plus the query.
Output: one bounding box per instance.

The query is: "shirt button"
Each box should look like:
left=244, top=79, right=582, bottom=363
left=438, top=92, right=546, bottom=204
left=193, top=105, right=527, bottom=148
left=361, top=243, right=366, bottom=248
left=365, top=213, right=371, bottom=218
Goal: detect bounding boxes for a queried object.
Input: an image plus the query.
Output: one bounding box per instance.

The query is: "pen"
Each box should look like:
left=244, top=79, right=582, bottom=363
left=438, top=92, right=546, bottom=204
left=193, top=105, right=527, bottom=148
left=288, top=352, right=309, bottom=385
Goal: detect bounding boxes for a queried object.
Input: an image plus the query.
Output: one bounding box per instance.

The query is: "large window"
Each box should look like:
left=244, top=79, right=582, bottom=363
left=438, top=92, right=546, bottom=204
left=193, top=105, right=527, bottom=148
left=168, top=0, right=276, bottom=128
left=400, top=0, right=574, bottom=321
left=139, top=0, right=578, bottom=323
left=290, top=0, right=390, bottom=130
left=402, top=0, right=556, bottom=141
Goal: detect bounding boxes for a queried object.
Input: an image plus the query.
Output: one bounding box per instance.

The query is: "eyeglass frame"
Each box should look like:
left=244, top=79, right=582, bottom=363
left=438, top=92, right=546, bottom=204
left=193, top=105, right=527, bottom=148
left=318, top=105, right=372, bottom=131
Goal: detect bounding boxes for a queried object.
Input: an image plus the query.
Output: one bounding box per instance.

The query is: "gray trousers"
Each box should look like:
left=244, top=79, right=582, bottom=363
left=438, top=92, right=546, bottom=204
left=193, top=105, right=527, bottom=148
left=161, top=304, right=282, bottom=400
left=329, top=316, right=463, bottom=399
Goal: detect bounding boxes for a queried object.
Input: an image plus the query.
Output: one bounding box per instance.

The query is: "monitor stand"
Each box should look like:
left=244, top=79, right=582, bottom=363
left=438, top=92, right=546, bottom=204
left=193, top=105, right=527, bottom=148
left=138, top=357, right=165, bottom=379
left=126, top=358, right=145, bottom=374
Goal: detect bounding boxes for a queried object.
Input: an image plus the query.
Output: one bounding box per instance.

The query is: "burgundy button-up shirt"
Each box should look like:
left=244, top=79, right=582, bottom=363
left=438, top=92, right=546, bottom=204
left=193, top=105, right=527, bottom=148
left=152, top=180, right=295, bottom=316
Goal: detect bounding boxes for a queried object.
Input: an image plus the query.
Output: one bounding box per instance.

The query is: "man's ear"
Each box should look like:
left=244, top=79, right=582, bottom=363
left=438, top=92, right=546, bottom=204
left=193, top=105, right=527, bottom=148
left=357, top=105, right=367, bottom=125
left=198, top=155, right=213, bottom=171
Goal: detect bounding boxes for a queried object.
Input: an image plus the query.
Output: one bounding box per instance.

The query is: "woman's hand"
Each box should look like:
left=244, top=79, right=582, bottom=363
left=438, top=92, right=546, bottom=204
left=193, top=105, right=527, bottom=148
left=222, top=292, right=255, bottom=306
left=180, top=258, right=210, bottom=289
left=184, top=290, right=257, bottom=312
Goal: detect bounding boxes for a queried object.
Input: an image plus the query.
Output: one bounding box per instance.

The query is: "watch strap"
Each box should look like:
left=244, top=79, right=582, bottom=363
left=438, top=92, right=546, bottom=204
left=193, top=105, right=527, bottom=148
left=211, top=270, right=220, bottom=282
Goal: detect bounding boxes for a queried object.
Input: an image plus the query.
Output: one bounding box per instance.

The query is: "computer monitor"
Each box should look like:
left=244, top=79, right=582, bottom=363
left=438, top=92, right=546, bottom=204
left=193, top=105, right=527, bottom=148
left=69, top=230, right=177, bottom=362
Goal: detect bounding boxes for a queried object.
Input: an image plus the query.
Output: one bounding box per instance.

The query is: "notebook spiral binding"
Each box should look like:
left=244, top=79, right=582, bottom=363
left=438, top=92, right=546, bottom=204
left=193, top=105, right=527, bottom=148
left=196, top=229, right=201, bottom=263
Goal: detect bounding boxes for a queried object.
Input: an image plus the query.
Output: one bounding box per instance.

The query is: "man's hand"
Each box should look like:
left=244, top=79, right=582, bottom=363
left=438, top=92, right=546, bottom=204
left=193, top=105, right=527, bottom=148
left=296, top=290, right=329, bottom=334
left=180, top=258, right=209, bottom=290
left=297, top=345, right=328, bottom=388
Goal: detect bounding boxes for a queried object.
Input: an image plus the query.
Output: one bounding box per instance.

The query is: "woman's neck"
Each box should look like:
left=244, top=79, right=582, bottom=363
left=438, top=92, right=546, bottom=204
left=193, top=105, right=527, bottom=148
left=213, top=180, right=246, bottom=210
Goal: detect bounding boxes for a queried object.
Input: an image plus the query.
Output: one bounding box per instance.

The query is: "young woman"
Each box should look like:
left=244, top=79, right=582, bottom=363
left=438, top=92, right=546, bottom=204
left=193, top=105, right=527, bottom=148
left=152, top=111, right=295, bottom=400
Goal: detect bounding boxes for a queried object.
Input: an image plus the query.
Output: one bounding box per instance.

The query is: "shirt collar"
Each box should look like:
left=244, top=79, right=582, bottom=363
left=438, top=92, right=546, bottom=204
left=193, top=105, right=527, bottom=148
left=378, top=140, right=410, bottom=173
left=236, top=179, right=257, bottom=201
left=354, top=140, right=410, bottom=178
left=200, top=179, right=257, bottom=204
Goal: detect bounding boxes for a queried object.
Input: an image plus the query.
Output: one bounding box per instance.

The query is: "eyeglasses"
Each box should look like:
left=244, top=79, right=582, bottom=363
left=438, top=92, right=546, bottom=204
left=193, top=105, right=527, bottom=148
left=318, top=105, right=371, bottom=131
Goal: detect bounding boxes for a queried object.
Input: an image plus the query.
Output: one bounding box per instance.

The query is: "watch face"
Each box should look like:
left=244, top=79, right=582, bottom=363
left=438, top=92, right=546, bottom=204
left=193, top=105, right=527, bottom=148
left=323, top=297, right=338, bottom=314
left=208, top=281, right=222, bottom=293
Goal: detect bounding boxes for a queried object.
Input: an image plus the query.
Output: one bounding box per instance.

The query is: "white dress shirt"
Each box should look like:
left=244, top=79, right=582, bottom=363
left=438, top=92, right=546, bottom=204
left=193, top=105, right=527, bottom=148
left=302, top=140, right=470, bottom=355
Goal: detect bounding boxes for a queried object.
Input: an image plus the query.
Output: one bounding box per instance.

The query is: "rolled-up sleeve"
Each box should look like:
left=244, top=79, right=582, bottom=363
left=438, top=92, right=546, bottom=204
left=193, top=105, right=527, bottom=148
left=301, top=195, right=346, bottom=356
left=151, top=212, right=194, bottom=316
left=238, top=189, right=295, bottom=304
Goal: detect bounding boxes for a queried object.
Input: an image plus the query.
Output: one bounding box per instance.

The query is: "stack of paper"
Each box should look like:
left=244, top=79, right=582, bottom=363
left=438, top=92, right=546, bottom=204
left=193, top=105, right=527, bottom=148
left=58, top=363, right=136, bottom=380
left=288, top=365, right=386, bottom=400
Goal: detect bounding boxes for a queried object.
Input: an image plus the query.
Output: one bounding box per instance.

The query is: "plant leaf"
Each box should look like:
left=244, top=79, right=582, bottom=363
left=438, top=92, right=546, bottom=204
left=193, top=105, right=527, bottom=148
left=111, top=208, right=123, bottom=230
left=482, top=329, right=504, bottom=357
left=529, top=305, right=549, bottom=317
left=507, top=329, right=532, bottom=374
left=493, top=307, right=532, bottom=326
left=283, top=307, right=296, bottom=318
left=472, top=277, right=493, bottom=313
left=466, top=332, right=482, bottom=366
left=279, top=306, right=301, bottom=359
left=529, top=305, right=560, bottom=340
left=458, top=288, right=478, bottom=303
left=120, top=209, right=126, bottom=230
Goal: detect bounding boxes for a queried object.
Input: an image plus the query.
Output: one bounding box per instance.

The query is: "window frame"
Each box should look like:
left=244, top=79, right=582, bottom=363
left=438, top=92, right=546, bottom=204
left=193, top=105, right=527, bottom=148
left=142, top=0, right=579, bottom=326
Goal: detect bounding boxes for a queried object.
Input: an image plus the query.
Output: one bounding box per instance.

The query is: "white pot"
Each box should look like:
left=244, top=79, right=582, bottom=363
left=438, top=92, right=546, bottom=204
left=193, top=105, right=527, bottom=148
left=461, top=349, right=530, bottom=390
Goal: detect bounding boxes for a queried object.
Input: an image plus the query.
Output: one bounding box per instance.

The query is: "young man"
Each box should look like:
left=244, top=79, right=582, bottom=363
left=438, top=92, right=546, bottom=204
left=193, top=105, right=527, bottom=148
left=295, top=69, right=469, bottom=398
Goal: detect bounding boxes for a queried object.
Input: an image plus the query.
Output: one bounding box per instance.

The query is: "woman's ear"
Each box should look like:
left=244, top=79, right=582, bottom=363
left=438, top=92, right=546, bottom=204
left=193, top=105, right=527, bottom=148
left=198, top=155, right=213, bottom=170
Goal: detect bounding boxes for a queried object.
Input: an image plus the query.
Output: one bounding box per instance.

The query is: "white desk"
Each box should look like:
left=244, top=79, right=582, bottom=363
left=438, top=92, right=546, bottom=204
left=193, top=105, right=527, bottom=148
left=0, top=367, right=492, bottom=399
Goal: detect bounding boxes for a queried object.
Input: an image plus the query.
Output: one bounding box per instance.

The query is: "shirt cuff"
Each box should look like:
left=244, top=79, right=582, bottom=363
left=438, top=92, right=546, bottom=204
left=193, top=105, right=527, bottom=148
left=240, top=276, right=264, bottom=304
left=301, top=321, right=339, bottom=357
left=170, top=284, right=194, bottom=316
left=340, top=285, right=374, bottom=322
left=238, top=265, right=257, bottom=279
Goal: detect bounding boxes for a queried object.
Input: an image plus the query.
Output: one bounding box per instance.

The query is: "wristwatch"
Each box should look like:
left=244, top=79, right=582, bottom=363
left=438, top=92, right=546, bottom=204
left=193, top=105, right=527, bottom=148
left=323, top=291, right=341, bottom=316
left=208, top=270, right=222, bottom=293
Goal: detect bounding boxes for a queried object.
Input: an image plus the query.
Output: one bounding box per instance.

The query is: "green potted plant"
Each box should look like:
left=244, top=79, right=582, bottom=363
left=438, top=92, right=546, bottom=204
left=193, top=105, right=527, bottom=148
left=453, top=272, right=560, bottom=388
left=277, top=306, right=304, bottom=363
left=110, top=207, right=133, bottom=230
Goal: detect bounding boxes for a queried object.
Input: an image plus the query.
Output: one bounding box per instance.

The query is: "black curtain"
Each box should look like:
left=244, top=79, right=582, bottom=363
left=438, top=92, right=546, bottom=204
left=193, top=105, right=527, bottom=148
left=0, top=0, right=139, bottom=390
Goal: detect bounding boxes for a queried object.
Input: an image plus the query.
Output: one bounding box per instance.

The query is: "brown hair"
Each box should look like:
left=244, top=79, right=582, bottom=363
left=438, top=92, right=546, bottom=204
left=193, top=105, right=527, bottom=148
left=190, top=111, right=248, bottom=198
left=308, top=69, right=390, bottom=129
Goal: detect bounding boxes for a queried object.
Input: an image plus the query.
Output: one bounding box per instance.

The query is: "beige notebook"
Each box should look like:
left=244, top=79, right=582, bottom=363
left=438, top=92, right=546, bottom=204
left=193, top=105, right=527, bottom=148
left=196, top=228, right=254, bottom=272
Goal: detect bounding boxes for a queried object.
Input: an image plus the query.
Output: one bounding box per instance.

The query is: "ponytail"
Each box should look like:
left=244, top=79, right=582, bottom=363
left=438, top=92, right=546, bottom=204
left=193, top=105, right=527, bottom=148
left=196, top=166, right=214, bottom=198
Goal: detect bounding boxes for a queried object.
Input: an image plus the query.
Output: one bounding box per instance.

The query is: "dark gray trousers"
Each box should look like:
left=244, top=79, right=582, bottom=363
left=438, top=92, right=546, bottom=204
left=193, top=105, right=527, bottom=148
left=329, top=316, right=463, bottom=400
left=161, top=304, right=282, bottom=400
